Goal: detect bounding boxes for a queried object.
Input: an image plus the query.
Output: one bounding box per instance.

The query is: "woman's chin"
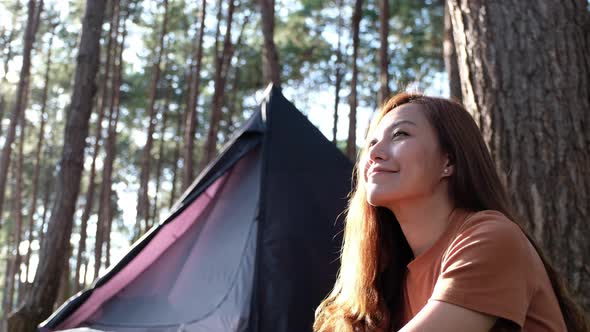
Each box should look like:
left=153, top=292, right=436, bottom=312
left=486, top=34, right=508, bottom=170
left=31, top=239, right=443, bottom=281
left=366, top=193, right=395, bottom=208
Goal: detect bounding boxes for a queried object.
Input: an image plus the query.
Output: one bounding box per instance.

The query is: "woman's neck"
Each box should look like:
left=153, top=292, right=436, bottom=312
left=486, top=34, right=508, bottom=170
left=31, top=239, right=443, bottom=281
left=388, top=189, right=455, bottom=258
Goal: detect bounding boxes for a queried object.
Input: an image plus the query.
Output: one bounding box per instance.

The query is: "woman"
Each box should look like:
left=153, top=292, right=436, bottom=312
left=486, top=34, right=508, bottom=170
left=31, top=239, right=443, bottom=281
left=313, top=93, right=588, bottom=331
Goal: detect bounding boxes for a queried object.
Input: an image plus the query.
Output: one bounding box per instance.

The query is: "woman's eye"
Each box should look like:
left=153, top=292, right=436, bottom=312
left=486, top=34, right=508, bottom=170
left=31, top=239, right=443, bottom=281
left=392, top=131, right=408, bottom=139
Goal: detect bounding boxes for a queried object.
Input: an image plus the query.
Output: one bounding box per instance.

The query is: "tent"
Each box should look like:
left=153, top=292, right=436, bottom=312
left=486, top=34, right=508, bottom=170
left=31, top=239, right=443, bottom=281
left=40, top=85, right=353, bottom=332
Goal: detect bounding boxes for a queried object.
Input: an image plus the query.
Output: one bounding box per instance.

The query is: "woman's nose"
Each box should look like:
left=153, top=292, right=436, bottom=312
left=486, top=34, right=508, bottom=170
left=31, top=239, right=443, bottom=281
left=368, top=140, right=386, bottom=162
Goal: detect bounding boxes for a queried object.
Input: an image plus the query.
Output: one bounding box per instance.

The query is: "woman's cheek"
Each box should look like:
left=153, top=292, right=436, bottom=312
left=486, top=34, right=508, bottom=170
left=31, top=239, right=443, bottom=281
left=394, top=140, right=424, bottom=166
left=360, top=155, right=371, bottom=182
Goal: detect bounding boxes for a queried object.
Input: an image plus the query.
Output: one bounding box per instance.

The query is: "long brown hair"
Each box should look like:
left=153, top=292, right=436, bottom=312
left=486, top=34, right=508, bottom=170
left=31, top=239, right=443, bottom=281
left=313, top=92, right=589, bottom=332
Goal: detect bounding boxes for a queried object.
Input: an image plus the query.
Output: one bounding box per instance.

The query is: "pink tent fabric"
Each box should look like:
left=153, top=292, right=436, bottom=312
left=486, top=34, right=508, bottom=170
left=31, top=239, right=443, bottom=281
left=56, top=174, right=230, bottom=330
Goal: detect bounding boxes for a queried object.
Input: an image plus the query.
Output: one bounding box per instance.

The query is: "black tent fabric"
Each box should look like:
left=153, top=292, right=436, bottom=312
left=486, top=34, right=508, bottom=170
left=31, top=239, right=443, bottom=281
left=40, top=85, right=353, bottom=332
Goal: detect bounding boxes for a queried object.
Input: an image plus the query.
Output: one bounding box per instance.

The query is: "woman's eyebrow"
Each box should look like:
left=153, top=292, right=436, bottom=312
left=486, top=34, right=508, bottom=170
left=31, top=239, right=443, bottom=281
left=371, top=120, right=417, bottom=142
left=387, top=119, right=417, bottom=131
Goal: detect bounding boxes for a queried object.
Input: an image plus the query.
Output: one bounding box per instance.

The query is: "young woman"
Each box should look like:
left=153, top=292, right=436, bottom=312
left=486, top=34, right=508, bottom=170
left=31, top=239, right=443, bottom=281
left=313, top=93, right=588, bottom=332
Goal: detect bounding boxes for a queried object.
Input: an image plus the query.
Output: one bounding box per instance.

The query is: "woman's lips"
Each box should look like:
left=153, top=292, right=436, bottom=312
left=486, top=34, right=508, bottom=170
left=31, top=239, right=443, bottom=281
left=368, top=168, right=398, bottom=177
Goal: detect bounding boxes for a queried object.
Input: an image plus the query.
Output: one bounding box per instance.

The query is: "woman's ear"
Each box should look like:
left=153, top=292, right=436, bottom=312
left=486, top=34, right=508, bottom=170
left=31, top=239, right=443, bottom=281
left=442, top=165, right=454, bottom=178
left=441, top=154, right=454, bottom=178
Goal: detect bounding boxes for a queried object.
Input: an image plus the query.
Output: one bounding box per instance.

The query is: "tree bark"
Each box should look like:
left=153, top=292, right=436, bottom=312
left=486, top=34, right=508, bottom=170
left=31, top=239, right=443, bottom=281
left=92, top=0, right=121, bottom=281
left=103, top=187, right=115, bottom=269
left=96, top=8, right=127, bottom=277
left=12, top=108, right=27, bottom=310
left=93, top=82, right=116, bottom=279
left=38, top=167, right=52, bottom=250
left=24, top=22, right=56, bottom=295
left=443, top=0, right=461, bottom=102
left=136, top=0, right=169, bottom=239
left=3, top=111, right=26, bottom=319
left=81, top=256, right=89, bottom=289
left=8, top=0, right=44, bottom=311
left=378, top=0, right=389, bottom=105
left=169, top=109, right=184, bottom=209
left=54, top=243, right=72, bottom=310
left=75, top=0, right=119, bottom=291
left=347, top=0, right=363, bottom=160
left=2, top=232, right=15, bottom=329
left=204, top=0, right=237, bottom=164
left=448, top=0, right=590, bottom=309
left=224, top=61, right=241, bottom=137
left=150, top=53, right=172, bottom=224
left=0, top=94, right=4, bottom=140
left=203, top=0, right=225, bottom=166
left=11, top=86, right=30, bottom=310
left=7, top=0, right=107, bottom=330
left=222, top=13, right=249, bottom=138
left=224, top=63, right=241, bottom=136
left=332, top=0, right=344, bottom=144
left=259, top=0, right=281, bottom=86
left=182, top=0, right=207, bottom=191
left=0, top=0, right=43, bottom=230
left=151, top=101, right=169, bottom=227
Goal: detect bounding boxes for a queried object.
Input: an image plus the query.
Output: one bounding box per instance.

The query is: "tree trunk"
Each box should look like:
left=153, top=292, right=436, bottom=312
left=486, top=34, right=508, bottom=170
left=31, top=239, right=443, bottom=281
left=96, top=9, right=127, bottom=277
left=204, top=0, right=237, bottom=164
left=443, top=1, right=461, bottom=102
left=347, top=0, right=363, bottom=160
left=151, top=67, right=172, bottom=226
left=333, top=0, right=344, bottom=144
left=169, top=109, right=184, bottom=208
left=222, top=14, right=249, bottom=138
left=2, top=233, right=15, bottom=329
left=151, top=103, right=169, bottom=227
left=38, top=166, right=52, bottom=251
left=54, top=243, right=72, bottom=310
left=136, top=0, right=169, bottom=239
left=224, top=62, right=241, bottom=136
left=81, top=256, right=89, bottom=289
left=2, top=156, right=22, bottom=321
left=7, top=0, right=107, bottom=330
left=148, top=52, right=170, bottom=228
left=103, top=187, right=115, bottom=269
left=23, top=22, right=56, bottom=295
left=448, top=0, right=590, bottom=310
left=8, top=106, right=28, bottom=310
left=93, top=81, right=116, bottom=280
left=75, top=0, right=119, bottom=290
left=0, top=94, right=4, bottom=140
left=105, top=22, right=127, bottom=267
left=9, top=1, right=45, bottom=308
left=0, top=0, right=43, bottom=230
left=182, top=0, right=207, bottom=191
left=378, top=0, right=389, bottom=105
left=203, top=0, right=225, bottom=166
left=259, top=0, right=281, bottom=87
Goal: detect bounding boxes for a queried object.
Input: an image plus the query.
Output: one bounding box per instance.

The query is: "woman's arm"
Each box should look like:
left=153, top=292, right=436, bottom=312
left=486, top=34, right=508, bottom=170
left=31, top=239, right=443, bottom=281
left=398, top=300, right=497, bottom=332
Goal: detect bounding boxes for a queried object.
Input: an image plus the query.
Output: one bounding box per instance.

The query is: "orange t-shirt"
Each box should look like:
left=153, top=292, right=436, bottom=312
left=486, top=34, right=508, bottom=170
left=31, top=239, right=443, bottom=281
left=401, top=209, right=566, bottom=331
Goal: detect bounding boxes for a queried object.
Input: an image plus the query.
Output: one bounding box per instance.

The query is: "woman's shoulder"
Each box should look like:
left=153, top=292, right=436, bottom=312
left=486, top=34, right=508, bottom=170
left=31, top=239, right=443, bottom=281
left=446, top=209, right=537, bottom=265
left=434, top=209, right=557, bottom=330
left=457, top=209, right=525, bottom=240
left=462, top=208, right=513, bottom=224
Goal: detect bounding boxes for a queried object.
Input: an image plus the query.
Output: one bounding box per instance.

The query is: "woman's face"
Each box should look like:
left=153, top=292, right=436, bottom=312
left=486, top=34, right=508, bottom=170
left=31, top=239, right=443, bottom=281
left=363, top=103, right=451, bottom=207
